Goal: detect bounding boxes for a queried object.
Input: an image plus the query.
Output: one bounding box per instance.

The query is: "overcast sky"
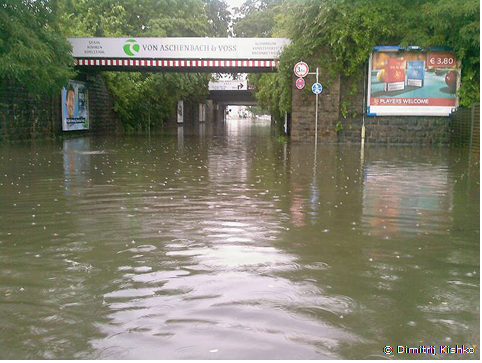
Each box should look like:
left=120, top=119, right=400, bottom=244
left=225, top=0, right=246, bottom=12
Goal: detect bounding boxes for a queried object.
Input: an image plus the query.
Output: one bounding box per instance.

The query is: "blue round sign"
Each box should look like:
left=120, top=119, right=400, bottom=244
left=312, top=82, right=323, bottom=94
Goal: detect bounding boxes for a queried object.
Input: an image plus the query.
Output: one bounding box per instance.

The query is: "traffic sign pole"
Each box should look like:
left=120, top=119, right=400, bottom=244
left=315, top=67, right=319, bottom=147
left=307, top=68, right=321, bottom=147
left=294, top=61, right=321, bottom=148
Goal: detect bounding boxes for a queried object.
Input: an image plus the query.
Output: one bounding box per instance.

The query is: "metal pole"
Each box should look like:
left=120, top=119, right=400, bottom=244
left=468, top=104, right=475, bottom=167
left=313, top=69, right=319, bottom=186
left=469, top=104, right=475, bottom=151
left=315, top=67, right=319, bottom=147
left=361, top=63, right=367, bottom=148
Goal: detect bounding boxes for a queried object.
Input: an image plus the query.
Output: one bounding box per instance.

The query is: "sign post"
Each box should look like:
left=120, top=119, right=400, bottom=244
left=294, top=61, right=321, bottom=147
left=311, top=68, right=321, bottom=147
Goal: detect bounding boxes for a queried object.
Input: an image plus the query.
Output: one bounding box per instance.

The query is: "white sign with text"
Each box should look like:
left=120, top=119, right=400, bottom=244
left=69, top=38, right=290, bottom=60
left=208, top=80, right=248, bottom=91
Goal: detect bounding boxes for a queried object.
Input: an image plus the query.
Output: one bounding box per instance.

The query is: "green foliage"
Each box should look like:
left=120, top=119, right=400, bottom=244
left=276, top=134, right=289, bottom=143
left=246, top=105, right=267, bottom=116
left=58, top=0, right=223, bottom=37
left=335, top=121, right=344, bottom=133
left=204, top=0, right=232, bottom=37
left=58, top=0, right=229, bottom=131
left=243, top=0, right=479, bottom=123
left=0, top=0, right=75, bottom=95
left=104, top=71, right=209, bottom=132
left=418, top=0, right=479, bottom=106
left=247, top=40, right=305, bottom=126
left=232, top=0, right=282, bottom=37
left=340, top=101, right=348, bottom=119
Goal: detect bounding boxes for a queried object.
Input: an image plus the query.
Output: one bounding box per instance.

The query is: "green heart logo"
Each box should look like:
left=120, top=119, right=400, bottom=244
left=123, top=39, right=140, bottom=56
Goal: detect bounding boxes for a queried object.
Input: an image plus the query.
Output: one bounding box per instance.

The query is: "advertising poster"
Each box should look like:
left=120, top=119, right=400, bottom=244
left=61, top=80, right=89, bottom=131
left=367, top=47, right=459, bottom=116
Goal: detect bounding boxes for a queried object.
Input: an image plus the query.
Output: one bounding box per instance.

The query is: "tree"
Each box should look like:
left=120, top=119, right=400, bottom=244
left=0, top=0, right=75, bottom=95
left=406, top=0, right=480, bottom=106
left=244, top=0, right=479, bottom=127
left=232, top=0, right=284, bottom=37
left=203, top=0, right=232, bottom=37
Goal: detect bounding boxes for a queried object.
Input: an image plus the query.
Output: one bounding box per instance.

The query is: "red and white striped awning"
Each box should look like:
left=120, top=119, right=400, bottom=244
left=75, top=59, right=279, bottom=68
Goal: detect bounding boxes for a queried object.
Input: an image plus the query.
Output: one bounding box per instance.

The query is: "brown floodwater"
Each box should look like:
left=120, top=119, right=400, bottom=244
left=0, top=119, right=479, bottom=359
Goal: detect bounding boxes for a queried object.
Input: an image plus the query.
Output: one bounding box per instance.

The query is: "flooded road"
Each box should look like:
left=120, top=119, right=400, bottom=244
left=0, top=119, right=479, bottom=359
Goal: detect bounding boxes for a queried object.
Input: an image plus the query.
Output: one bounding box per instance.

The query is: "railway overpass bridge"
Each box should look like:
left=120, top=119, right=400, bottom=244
left=70, top=37, right=288, bottom=123
left=70, top=37, right=289, bottom=73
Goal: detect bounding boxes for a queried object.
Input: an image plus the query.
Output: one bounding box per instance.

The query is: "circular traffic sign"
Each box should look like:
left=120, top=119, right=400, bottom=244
left=312, top=82, right=323, bottom=94
left=294, top=61, right=309, bottom=78
left=295, top=77, right=305, bottom=90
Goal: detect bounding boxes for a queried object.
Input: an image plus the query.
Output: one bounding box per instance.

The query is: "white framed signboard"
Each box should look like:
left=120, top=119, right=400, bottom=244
left=208, top=80, right=248, bottom=90
left=367, top=47, right=460, bottom=116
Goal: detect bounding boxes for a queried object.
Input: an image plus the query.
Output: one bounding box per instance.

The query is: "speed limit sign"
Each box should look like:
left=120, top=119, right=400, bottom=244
left=294, top=61, right=309, bottom=78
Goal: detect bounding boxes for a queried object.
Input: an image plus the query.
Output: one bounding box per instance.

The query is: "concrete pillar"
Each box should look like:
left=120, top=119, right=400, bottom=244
left=205, top=100, right=214, bottom=123
left=214, top=103, right=225, bottom=123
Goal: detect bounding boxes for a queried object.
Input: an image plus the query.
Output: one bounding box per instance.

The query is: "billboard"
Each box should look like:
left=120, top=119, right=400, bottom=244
left=68, top=38, right=290, bottom=60
left=367, top=47, right=459, bottom=116
left=61, top=80, right=89, bottom=131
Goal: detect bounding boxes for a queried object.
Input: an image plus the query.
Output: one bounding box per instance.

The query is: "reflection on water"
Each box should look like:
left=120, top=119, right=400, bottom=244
left=63, top=138, right=93, bottom=195
left=0, top=119, right=479, bottom=359
left=363, top=161, right=453, bottom=238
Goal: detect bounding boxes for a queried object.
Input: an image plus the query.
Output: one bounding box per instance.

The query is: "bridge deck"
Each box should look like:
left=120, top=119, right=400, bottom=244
left=75, top=59, right=278, bottom=73
left=70, top=38, right=288, bottom=72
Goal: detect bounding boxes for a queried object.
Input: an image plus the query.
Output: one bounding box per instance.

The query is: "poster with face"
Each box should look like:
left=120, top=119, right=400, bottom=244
left=61, top=80, right=89, bottom=131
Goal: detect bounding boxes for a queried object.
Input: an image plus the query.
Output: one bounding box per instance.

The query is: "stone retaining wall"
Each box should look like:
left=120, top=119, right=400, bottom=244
left=340, top=117, right=450, bottom=144
left=81, top=73, right=123, bottom=134
left=290, top=72, right=339, bottom=143
left=0, top=73, right=121, bottom=141
left=290, top=66, right=450, bottom=144
left=0, top=78, right=61, bottom=140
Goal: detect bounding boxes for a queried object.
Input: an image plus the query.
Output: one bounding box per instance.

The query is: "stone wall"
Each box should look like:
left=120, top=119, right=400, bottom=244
left=81, top=73, right=123, bottom=134
left=340, top=117, right=450, bottom=144
left=290, top=71, right=338, bottom=143
left=0, top=78, right=61, bottom=140
left=290, top=66, right=451, bottom=144
left=0, top=73, right=121, bottom=141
